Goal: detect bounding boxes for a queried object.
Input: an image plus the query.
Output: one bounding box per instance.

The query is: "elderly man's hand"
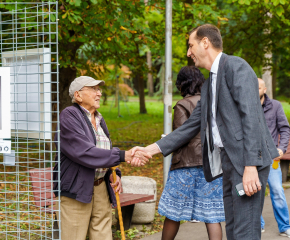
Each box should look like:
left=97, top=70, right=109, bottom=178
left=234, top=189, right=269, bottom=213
left=132, top=150, right=151, bottom=166
left=130, top=147, right=148, bottom=167
left=125, top=149, right=151, bottom=166
left=129, top=144, right=161, bottom=167
left=109, top=174, right=123, bottom=194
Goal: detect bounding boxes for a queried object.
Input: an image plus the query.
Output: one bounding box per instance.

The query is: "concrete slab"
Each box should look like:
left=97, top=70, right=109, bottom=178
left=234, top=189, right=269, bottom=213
left=141, top=188, right=290, bottom=239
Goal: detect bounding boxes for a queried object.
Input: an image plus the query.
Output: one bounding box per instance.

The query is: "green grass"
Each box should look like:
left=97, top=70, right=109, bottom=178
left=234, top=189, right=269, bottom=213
left=99, top=97, right=181, bottom=148
left=281, top=101, right=290, bottom=122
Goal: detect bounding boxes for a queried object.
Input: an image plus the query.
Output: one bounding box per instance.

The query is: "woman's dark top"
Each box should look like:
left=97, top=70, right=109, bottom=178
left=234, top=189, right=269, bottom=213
left=171, top=94, right=203, bottom=171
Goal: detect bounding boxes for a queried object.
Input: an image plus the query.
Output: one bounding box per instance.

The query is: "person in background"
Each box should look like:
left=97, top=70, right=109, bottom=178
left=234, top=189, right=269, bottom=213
left=258, top=78, right=290, bottom=237
left=53, top=76, right=150, bottom=240
left=158, top=66, right=225, bottom=240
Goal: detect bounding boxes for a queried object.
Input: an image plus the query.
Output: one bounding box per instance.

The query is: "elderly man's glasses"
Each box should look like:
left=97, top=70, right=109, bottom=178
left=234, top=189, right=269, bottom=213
left=79, top=86, right=102, bottom=93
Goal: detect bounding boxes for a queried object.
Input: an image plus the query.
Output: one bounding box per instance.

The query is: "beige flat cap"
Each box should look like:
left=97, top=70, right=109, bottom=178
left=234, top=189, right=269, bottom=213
left=69, top=76, right=105, bottom=98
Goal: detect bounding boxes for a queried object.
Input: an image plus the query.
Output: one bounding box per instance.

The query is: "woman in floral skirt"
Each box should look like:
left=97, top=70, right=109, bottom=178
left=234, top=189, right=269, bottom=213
left=158, top=66, right=225, bottom=240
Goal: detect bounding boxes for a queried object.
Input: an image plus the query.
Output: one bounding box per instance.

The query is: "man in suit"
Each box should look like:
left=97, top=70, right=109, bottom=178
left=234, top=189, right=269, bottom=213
left=130, top=24, right=279, bottom=240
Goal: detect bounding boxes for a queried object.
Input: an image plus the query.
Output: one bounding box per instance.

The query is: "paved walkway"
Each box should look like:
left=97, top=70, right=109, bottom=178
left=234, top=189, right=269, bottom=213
left=141, top=187, right=290, bottom=240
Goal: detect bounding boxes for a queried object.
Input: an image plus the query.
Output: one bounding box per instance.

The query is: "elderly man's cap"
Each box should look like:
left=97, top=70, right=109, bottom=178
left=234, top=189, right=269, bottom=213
left=69, top=76, right=105, bottom=98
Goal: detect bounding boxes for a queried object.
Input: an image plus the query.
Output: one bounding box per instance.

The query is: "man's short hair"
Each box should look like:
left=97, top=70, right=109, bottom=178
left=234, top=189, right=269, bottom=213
left=189, top=24, right=223, bottom=50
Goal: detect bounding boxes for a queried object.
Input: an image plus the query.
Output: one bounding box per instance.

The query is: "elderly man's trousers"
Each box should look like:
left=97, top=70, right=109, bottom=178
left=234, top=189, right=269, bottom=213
left=221, top=149, right=270, bottom=240
left=55, top=181, right=112, bottom=240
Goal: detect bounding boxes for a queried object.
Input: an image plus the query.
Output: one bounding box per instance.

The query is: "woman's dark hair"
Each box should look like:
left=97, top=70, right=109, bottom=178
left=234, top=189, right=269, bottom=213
left=175, top=65, right=205, bottom=97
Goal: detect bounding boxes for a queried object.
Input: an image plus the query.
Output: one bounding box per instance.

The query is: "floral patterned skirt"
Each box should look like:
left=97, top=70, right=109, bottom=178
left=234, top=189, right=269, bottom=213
left=158, top=166, right=225, bottom=223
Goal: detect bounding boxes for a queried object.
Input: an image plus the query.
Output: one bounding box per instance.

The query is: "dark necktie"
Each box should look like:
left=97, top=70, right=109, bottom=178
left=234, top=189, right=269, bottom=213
left=207, top=72, right=214, bottom=152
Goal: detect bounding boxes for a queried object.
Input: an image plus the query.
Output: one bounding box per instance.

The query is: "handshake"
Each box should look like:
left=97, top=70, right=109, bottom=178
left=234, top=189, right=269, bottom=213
left=124, top=143, right=161, bottom=167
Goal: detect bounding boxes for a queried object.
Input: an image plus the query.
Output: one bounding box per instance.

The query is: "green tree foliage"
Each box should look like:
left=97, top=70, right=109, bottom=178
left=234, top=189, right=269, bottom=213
left=168, top=0, right=290, bottom=98
left=171, top=0, right=223, bottom=77
left=58, top=0, right=165, bottom=113
left=2, top=0, right=290, bottom=116
left=1, top=0, right=164, bottom=113
left=219, top=0, right=290, bottom=98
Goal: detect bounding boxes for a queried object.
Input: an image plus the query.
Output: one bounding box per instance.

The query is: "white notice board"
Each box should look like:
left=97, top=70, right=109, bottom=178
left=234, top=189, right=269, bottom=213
left=2, top=48, right=52, bottom=140
left=0, top=67, right=11, bottom=139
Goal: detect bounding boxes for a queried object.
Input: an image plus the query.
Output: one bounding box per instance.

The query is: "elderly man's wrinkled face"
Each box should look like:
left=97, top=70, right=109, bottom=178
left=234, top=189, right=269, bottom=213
left=78, top=86, right=102, bottom=111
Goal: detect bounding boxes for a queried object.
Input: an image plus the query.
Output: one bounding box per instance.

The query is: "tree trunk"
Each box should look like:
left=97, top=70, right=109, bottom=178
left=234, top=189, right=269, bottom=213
left=272, top=55, right=277, bottom=99
left=147, top=51, right=154, bottom=96
left=160, top=60, right=165, bottom=102
left=262, top=52, right=273, bottom=99
left=51, top=66, right=77, bottom=141
left=139, top=74, right=147, bottom=114
left=59, top=67, right=77, bottom=111
left=102, top=92, right=108, bottom=105
left=144, top=0, right=154, bottom=97
left=115, top=76, right=119, bottom=107
left=186, top=42, right=194, bottom=66
left=135, top=73, right=147, bottom=114
left=51, top=41, right=82, bottom=140
left=184, top=0, right=194, bottom=66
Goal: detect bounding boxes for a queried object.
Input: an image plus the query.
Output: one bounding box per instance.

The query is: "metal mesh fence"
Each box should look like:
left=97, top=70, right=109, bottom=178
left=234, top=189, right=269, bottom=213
left=0, top=2, right=60, bottom=239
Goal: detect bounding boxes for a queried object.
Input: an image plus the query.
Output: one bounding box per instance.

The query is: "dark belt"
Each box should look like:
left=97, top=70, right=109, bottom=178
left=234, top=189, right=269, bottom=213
left=94, top=177, right=104, bottom=186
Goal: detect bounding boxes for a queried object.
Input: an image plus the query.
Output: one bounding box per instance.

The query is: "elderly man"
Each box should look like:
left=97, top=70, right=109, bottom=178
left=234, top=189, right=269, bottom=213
left=53, top=76, right=150, bottom=240
left=258, top=78, right=290, bottom=237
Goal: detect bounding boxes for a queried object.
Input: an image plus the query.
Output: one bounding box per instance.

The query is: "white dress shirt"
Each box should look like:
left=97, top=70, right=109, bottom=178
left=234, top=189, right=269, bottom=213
left=210, top=52, right=223, bottom=147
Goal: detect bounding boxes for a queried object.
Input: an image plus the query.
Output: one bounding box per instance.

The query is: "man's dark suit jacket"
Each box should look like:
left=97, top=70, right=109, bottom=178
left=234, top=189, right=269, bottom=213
left=157, top=53, right=279, bottom=182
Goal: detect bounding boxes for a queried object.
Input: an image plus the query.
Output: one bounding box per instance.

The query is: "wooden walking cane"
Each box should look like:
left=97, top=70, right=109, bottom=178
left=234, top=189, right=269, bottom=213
left=111, top=166, right=126, bottom=240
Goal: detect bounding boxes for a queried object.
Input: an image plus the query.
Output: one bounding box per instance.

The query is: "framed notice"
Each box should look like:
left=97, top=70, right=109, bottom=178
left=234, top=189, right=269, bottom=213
left=0, top=67, right=11, bottom=139
left=2, top=48, right=51, bottom=140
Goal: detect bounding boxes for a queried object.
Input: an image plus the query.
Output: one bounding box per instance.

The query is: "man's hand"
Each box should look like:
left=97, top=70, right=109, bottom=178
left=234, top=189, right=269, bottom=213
left=130, top=144, right=161, bottom=167
left=124, top=148, right=152, bottom=166
left=243, top=166, right=261, bottom=197
left=109, top=174, right=123, bottom=194
left=276, top=148, right=283, bottom=160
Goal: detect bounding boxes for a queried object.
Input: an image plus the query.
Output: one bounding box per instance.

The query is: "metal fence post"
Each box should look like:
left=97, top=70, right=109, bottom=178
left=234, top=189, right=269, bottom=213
left=0, top=2, right=60, bottom=239
left=163, top=0, right=172, bottom=187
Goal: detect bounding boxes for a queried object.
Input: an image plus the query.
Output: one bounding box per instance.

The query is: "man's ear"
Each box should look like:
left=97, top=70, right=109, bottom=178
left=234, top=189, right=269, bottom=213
left=264, top=87, right=267, bottom=94
left=74, top=91, right=82, bottom=103
left=202, top=37, right=210, bottom=49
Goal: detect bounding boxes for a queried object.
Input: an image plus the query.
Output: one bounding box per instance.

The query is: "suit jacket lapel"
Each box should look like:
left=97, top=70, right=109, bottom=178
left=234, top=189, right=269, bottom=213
left=215, top=53, right=227, bottom=113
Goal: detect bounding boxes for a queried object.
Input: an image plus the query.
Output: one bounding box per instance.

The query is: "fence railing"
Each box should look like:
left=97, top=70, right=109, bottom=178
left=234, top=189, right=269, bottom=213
left=0, top=2, right=60, bottom=239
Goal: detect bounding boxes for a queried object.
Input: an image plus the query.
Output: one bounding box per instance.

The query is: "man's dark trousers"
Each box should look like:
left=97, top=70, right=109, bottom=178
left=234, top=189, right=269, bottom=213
left=221, top=149, right=270, bottom=240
